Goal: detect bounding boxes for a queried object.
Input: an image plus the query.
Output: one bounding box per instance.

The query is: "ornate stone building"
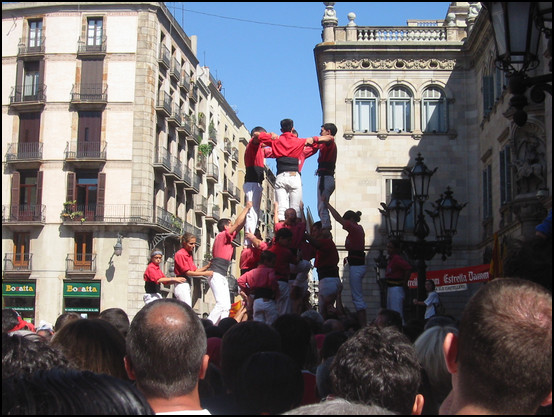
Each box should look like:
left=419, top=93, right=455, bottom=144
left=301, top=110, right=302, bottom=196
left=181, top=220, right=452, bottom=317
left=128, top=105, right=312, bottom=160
left=314, top=2, right=551, bottom=320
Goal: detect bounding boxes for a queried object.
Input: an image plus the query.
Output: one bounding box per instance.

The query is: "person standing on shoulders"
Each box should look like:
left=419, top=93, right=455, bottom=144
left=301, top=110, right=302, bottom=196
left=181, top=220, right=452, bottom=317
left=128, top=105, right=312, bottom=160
left=315, top=123, right=338, bottom=231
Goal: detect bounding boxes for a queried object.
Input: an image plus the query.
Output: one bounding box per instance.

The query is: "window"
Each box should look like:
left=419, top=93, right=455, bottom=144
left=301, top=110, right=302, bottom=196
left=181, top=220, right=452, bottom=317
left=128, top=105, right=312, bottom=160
left=422, top=87, right=447, bottom=133
left=76, top=172, right=98, bottom=220
left=87, top=18, right=103, bottom=47
left=74, top=232, right=93, bottom=270
left=499, top=146, right=512, bottom=205
left=353, top=87, right=379, bottom=132
left=388, top=86, right=412, bottom=132
left=482, top=165, right=493, bottom=220
left=23, top=61, right=40, bottom=99
left=77, top=112, right=101, bottom=157
left=13, top=233, right=30, bottom=268
left=28, top=19, right=43, bottom=49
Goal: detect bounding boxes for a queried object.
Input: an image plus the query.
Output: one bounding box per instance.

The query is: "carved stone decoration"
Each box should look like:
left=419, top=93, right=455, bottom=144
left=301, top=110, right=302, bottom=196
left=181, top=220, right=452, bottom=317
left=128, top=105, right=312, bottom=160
left=335, top=58, right=457, bottom=70
left=511, top=122, right=546, bottom=196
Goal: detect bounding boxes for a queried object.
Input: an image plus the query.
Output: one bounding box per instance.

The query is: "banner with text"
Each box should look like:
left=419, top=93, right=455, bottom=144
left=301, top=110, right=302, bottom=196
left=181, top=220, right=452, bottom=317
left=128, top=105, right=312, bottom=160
left=408, top=264, right=491, bottom=293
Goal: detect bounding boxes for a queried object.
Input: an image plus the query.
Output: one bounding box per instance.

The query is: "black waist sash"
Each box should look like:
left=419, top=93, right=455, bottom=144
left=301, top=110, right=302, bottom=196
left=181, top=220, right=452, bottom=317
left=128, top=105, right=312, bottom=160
left=317, top=266, right=340, bottom=280
left=210, top=257, right=231, bottom=276
left=144, top=281, right=161, bottom=294
left=347, top=250, right=366, bottom=266
left=254, top=288, right=275, bottom=299
left=317, top=161, right=336, bottom=176
left=245, top=166, right=265, bottom=183
left=276, top=157, right=299, bottom=175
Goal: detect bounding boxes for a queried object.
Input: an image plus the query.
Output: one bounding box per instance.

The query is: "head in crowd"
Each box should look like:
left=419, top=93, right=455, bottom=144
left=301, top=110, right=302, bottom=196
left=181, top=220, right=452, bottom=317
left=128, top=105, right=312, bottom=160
left=273, top=314, right=313, bottom=370
left=220, top=320, right=282, bottom=391
left=51, top=318, right=127, bottom=380
left=2, top=332, right=70, bottom=379
left=2, top=368, right=154, bottom=415
left=502, top=236, right=552, bottom=291
left=125, top=299, right=208, bottom=401
left=280, top=118, right=294, bottom=133
left=321, top=122, right=338, bottom=136
left=53, top=312, right=82, bottom=332
left=2, top=308, right=35, bottom=333
left=216, top=218, right=231, bottom=233
left=414, top=325, right=458, bottom=407
left=342, top=209, right=362, bottom=223
left=99, top=308, right=130, bottom=339
left=234, top=351, right=303, bottom=414
left=250, top=126, right=266, bottom=136
left=372, top=308, right=403, bottom=332
left=330, top=325, right=423, bottom=415
left=442, top=278, right=552, bottom=414
left=283, top=397, right=396, bottom=415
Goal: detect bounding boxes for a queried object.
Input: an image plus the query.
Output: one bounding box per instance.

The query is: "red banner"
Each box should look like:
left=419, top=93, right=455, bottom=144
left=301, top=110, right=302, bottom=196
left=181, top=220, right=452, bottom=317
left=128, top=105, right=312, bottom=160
left=408, top=264, right=491, bottom=291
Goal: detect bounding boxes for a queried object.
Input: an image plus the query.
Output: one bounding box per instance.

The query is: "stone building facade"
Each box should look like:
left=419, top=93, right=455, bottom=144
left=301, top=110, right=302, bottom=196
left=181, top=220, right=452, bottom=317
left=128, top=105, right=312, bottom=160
left=314, top=2, right=551, bottom=320
left=2, top=2, right=275, bottom=324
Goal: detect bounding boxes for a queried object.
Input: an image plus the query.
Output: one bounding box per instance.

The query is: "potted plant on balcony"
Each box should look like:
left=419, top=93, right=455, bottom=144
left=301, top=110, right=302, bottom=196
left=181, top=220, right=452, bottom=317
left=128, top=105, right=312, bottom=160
left=61, top=200, right=85, bottom=222
left=198, top=143, right=213, bottom=156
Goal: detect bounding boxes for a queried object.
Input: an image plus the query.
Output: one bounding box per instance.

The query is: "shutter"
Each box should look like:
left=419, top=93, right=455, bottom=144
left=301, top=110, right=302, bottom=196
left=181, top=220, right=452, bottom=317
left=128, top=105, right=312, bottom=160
left=66, top=172, right=76, bottom=202
left=36, top=171, right=43, bottom=220
left=11, top=172, right=21, bottom=221
left=96, top=172, right=106, bottom=218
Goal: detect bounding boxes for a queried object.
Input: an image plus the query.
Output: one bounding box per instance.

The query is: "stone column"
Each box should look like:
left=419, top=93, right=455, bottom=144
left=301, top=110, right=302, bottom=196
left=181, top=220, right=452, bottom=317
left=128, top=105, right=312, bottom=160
left=321, top=2, right=338, bottom=43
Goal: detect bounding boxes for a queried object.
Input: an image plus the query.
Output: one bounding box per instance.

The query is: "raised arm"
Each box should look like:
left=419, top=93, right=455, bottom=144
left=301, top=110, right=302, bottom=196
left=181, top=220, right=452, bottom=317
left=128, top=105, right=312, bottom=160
left=326, top=201, right=345, bottom=226
left=228, top=201, right=253, bottom=235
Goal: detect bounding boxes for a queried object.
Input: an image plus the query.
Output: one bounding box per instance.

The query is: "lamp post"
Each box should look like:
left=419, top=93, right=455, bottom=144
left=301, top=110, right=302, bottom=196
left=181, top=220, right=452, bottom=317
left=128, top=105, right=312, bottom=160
left=482, top=2, right=552, bottom=126
left=379, top=154, right=466, bottom=319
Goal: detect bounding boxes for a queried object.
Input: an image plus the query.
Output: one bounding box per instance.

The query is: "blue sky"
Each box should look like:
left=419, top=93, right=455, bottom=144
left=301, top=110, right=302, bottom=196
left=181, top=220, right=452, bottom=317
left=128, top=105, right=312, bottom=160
left=166, top=2, right=451, bottom=219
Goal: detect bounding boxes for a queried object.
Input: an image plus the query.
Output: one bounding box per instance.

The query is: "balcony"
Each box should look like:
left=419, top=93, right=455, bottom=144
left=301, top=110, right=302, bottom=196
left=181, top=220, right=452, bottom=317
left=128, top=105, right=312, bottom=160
left=155, top=206, right=183, bottom=234
left=179, top=73, right=191, bottom=92
left=153, top=146, right=171, bottom=173
left=224, top=138, right=231, bottom=156
left=2, top=204, right=45, bottom=224
left=158, top=44, right=170, bottom=70
left=70, top=83, right=107, bottom=109
left=64, top=141, right=107, bottom=163
left=5, top=142, right=43, bottom=165
left=231, top=147, right=239, bottom=163
left=205, top=204, right=220, bottom=224
left=196, top=154, right=207, bottom=173
left=206, top=163, right=219, bottom=183
left=66, top=253, right=96, bottom=276
left=177, top=114, right=193, bottom=138
left=77, top=36, right=107, bottom=57
left=3, top=253, right=33, bottom=276
left=171, top=156, right=184, bottom=181
left=184, top=171, right=200, bottom=194
left=170, top=58, right=181, bottom=82
left=194, top=196, right=208, bottom=216
left=17, top=37, right=45, bottom=58
left=168, top=106, right=182, bottom=127
left=155, top=91, right=172, bottom=117
left=189, top=85, right=198, bottom=102
left=9, top=84, right=46, bottom=112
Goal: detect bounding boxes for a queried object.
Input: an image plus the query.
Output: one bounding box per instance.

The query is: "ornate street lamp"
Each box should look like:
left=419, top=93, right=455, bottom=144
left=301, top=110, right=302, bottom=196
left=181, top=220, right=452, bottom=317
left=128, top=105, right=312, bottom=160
left=483, top=2, right=552, bottom=126
left=378, top=153, right=466, bottom=319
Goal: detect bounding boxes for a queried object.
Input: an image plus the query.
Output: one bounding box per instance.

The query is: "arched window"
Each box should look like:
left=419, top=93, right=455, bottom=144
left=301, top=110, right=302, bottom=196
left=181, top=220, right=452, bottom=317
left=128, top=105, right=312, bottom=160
left=387, top=86, right=412, bottom=132
left=353, top=86, right=379, bottom=132
left=422, top=87, right=447, bottom=133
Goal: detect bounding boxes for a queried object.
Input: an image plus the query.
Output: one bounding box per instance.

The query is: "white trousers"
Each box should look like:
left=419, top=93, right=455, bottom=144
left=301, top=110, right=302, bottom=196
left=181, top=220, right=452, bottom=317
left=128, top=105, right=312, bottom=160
left=275, top=172, right=302, bottom=221
left=349, top=264, right=367, bottom=311
left=317, top=175, right=335, bottom=229
left=174, top=282, right=192, bottom=307
left=253, top=298, right=279, bottom=325
left=243, top=182, right=263, bottom=246
left=207, top=272, right=231, bottom=325
left=276, top=280, right=292, bottom=316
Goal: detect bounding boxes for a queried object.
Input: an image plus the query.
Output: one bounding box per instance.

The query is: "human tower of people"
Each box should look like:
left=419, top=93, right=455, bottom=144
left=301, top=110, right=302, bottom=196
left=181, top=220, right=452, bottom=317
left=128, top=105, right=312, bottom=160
left=143, top=117, right=360, bottom=325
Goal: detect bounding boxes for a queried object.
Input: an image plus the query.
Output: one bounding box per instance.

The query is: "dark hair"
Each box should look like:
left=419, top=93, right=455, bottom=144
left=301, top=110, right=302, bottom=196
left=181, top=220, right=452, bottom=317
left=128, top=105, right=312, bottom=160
left=272, top=314, right=313, bottom=370
left=322, top=123, right=338, bottom=136
left=275, top=227, right=293, bottom=241
left=220, top=321, right=282, bottom=390
left=259, top=250, right=276, bottom=266
left=2, top=368, right=154, bottom=415
left=372, top=308, right=403, bottom=332
left=457, top=278, right=552, bottom=414
left=234, top=351, right=304, bottom=414
left=343, top=210, right=361, bottom=223
left=330, top=325, right=421, bottom=414
left=250, top=126, right=266, bottom=136
left=2, top=309, right=20, bottom=333
left=99, top=308, right=130, bottom=339
left=181, top=232, right=196, bottom=246
left=217, top=218, right=231, bottom=232
left=280, top=118, right=294, bottom=133
left=2, top=332, right=70, bottom=379
left=53, top=312, right=81, bottom=332
left=425, top=279, right=436, bottom=291
left=126, top=299, right=207, bottom=398
left=51, top=318, right=127, bottom=380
